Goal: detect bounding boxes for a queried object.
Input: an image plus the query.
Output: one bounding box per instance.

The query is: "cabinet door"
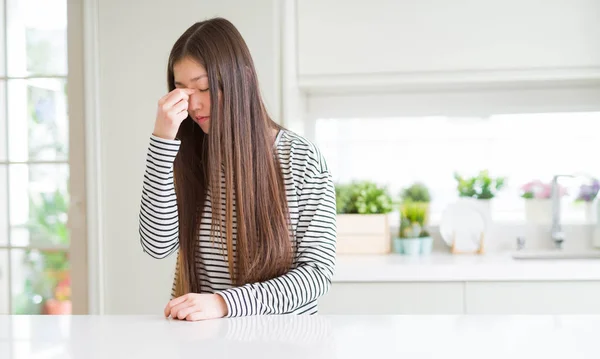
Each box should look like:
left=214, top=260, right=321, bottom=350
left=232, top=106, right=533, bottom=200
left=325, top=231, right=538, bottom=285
left=465, top=281, right=600, bottom=314
left=297, top=0, right=600, bottom=77
left=318, top=282, right=464, bottom=315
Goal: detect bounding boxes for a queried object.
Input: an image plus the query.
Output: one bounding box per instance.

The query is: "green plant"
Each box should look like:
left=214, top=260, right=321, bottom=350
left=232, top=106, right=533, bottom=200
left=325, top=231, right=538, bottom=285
left=400, top=182, right=431, bottom=203
left=14, top=188, right=71, bottom=314
left=28, top=190, right=69, bottom=247
left=453, top=170, right=506, bottom=200
left=399, top=201, right=430, bottom=238
left=335, top=181, right=393, bottom=214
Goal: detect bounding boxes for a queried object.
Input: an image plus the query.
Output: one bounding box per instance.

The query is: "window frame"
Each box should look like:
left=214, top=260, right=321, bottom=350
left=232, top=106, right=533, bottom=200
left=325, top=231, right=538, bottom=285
left=0, top=0, right=89, bottom=315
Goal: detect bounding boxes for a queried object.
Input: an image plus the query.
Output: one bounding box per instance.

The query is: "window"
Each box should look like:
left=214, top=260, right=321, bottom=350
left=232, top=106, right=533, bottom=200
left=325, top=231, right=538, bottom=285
left=0, top=0, right=71, bottom=315
left=314, top=111, right=600, bottom=224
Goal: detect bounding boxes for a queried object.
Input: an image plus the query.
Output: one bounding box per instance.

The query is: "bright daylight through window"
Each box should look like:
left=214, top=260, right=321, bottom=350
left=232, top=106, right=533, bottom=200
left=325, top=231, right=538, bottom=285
left=315, top=111, right=600, bottom=224
left=0, top=0, right=70, bottom=315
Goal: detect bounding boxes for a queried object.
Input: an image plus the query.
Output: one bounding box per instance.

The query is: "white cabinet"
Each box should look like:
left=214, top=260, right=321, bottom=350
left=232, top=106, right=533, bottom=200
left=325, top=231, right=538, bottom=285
left=319, top=281, right=600, bottom=315
left=296, top=0, right=600, bottom=87
left=318, top=282, right=464, bottom=314
left=465, top=281, right=600, bottom=314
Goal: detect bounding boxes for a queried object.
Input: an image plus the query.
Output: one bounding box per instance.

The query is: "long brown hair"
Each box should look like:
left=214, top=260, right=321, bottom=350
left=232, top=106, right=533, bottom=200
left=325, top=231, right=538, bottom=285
left=168, top=18, right=293, bottom=296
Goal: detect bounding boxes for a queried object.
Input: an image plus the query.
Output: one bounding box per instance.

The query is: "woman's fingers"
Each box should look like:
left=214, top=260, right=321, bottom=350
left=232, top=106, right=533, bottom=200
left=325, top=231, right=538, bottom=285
left=185, top=311, right=209, bottom=322
left=170, top=301, right=194, bottom=319
left=168, top=99, right=189, bottom=117
left=160, top=88, right=195, bottom=109
left=164, top=294, right=190, bottom=317
left=176, top=305, right=201, bottom=320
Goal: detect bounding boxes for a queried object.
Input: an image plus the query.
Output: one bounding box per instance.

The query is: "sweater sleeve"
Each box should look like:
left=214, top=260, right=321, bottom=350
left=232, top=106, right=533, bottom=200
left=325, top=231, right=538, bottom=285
left=139, top=135, right=182, bottom=259
left=216, top=170, right=337, bottom=316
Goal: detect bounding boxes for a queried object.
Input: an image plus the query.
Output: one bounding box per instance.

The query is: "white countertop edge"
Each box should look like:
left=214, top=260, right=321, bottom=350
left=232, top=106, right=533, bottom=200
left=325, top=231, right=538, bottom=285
left=330, top=252, right=600, bottom=282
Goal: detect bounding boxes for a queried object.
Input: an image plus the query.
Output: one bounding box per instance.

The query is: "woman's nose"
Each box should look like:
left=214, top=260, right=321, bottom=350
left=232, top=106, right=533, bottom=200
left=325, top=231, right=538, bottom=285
left=188, top=92, right=202, bottom=111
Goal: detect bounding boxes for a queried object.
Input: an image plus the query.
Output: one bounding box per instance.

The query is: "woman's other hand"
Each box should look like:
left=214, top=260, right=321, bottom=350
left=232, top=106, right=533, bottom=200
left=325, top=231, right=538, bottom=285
left=164, top=293, right=228, bottom=321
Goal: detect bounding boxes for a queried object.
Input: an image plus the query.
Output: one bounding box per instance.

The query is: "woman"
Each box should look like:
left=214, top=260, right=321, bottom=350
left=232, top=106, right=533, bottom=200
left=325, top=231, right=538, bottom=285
left=139, top=17, right=337, bottom=321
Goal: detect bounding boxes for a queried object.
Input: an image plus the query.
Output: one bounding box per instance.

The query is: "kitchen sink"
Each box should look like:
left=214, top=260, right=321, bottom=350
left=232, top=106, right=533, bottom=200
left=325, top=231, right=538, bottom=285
left=512, top=250, right=600, bottom=260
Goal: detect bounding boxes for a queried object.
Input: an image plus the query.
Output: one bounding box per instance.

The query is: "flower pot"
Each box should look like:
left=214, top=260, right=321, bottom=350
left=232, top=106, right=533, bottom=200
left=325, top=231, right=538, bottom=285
left=584, top=201, right=596, bottom=223
left=457, top=197, right=492, bottom=220
left=402, top=238, right=421, bottom=256
left=44, top=299, right=72, bottom=315
left=570, top=201, right=596, bottom=224
left=524, top=199, right=552, bottom=224
left=420, top=236, right=433, bottom=255
left=392, top=237, right=403, bottom=253
left=336, top=214, right=391, bottom=254
left=474, top=198, right=492, bottom=215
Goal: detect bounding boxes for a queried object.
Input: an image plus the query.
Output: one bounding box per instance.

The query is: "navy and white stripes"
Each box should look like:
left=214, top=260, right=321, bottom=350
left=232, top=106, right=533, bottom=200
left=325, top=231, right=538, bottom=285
left=139, top=129, right=337, bottom=316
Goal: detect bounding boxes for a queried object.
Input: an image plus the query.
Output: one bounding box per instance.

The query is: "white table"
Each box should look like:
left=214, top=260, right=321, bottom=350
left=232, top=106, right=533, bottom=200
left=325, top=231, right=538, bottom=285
left=1, top=314, right=599, bottom=358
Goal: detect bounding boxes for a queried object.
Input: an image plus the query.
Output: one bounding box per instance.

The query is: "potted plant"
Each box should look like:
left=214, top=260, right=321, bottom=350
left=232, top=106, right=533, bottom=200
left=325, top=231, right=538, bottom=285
left=43, top=274, right=71, bottom=315
left=574, top=178, right=599, bottom=223
left=453, top=170, right=506, bottom=215
left=16, top=248, right=71, bottom=315
left=394, top=201, right=432, bottom=256
left=15, top=189, right=72, bottom=315
left=521, top=179, right=567, bottom=224
left=395, top=182, right=433, bottom=255
left=400, top=182, right=431, bottom=203
left=400, top=181, right=430, bottom=219
left=335, top=181, right=393, bottom=254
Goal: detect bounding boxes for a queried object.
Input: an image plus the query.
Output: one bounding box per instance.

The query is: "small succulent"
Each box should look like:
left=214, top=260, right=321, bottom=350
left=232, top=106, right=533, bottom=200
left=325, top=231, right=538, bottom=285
left=402, top=222, right=421, bottom=238
left=399, top=201, right=430, bottom=238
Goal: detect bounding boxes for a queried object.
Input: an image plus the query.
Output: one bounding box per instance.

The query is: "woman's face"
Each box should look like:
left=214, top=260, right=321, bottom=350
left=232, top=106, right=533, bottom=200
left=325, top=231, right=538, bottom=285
left=173, top=56, right=212, bottom=134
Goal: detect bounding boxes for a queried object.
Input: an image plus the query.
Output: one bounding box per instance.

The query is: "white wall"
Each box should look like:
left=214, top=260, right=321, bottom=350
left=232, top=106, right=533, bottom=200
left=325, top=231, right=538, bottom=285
left=96, top=0, right=281, bottom=314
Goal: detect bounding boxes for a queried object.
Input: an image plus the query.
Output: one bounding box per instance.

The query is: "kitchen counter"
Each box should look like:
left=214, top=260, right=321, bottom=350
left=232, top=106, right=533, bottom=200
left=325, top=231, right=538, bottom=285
left=332, top=252, right=600, bottom=282
left=1, top=314, right=599, bottom=358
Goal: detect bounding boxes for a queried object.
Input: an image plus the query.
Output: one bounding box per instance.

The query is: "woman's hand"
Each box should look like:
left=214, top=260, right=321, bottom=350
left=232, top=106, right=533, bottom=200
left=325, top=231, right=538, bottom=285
left=164, top=293, right=228, bottom=321
left=153, top=88, right=196, bottom=140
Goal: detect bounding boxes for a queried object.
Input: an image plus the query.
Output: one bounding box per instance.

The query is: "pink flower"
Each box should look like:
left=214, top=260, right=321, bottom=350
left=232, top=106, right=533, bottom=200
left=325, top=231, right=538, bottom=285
left=538, top=186, right=551, bottom=199
left=520, top=180, right=542, bottom=193
left=521, top=180, right=567, bottom=199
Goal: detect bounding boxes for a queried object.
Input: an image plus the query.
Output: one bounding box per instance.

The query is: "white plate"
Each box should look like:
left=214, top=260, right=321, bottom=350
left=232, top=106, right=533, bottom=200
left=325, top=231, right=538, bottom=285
left=439, top=200, right=489, bottom=252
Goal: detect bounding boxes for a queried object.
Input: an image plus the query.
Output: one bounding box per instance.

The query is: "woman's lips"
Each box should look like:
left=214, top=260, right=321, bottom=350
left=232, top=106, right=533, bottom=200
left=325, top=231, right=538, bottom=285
left=194, top=116, right=209, bottom=124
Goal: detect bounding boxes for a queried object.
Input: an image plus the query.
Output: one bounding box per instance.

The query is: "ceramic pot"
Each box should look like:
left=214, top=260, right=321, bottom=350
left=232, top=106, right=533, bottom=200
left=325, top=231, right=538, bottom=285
left=44, top=299, right=72, bottom=315
left=392, top=237, right=403, bottom=253
left=524, top=199, right=552, bottom=224
left=420, top=236, right=433, bottom=255
left=402, top=238, right=421, bottom=256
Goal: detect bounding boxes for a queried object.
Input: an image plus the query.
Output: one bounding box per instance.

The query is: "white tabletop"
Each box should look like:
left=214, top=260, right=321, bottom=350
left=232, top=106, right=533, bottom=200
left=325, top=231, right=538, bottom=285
left=1, top=314, right=599, bottom=358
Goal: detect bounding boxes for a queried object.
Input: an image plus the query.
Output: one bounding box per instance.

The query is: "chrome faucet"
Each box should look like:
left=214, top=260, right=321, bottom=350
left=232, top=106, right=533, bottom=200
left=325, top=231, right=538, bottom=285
left=550, top=174, right=573, bottom=249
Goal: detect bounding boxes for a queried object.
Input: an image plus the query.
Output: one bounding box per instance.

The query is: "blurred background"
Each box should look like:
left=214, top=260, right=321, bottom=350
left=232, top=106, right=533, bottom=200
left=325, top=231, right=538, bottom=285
left=0, top=0, right=599, bottom=317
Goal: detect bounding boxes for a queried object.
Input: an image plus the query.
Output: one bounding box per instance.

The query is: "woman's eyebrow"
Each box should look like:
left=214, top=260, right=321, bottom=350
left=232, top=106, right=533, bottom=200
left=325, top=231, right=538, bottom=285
left=190, top=74, right=208, bottom=82
left=174, top=74, right=208, bottom=87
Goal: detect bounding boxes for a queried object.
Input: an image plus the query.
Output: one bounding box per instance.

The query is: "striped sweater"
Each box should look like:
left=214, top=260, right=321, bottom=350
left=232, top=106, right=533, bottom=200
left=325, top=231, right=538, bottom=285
left=139, top=129, right=337, bottom=316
